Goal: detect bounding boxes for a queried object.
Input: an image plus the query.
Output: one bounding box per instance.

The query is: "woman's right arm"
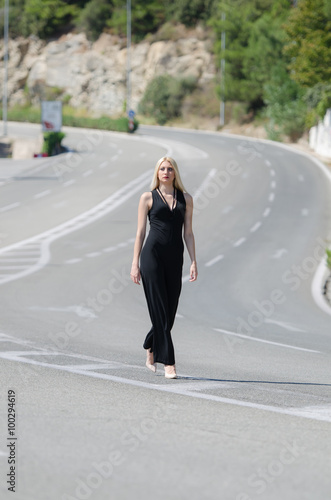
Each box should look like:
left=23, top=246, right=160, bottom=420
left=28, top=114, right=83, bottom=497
left=130, top=192, right=151, bottom=285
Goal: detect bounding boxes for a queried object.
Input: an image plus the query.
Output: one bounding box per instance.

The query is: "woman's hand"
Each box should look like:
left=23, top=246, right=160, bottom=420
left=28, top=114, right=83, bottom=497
left=189, top=261, right=198, bottom=282
left=130, top=263, right=141, bottom=285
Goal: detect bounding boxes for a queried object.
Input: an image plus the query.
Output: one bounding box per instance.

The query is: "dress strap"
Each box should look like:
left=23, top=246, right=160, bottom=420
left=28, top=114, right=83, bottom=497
left=157, top=188, right=177, bottom=211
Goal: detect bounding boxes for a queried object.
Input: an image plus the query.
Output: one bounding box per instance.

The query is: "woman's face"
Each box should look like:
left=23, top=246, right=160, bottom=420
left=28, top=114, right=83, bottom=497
left=158, top=160, right=175, bottom=185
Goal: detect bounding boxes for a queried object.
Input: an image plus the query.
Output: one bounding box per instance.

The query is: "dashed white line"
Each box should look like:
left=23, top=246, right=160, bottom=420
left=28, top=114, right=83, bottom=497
left=263, top=207, right=271, bottom=217
left=86, top=252, right=101, bottom=258
left=298, top=175, right=305, bottom=182
left=270, top=169, right=276, bottom=177
left=0, top=202, right=21, bottom=213
left=265, top=160, right=272, bottom=167
left=250, top=221, right=261, bottom=233
left=34, top=190, right=51, bottom=199
left=63, top=179, right=76, bottom=187
left=205, top=255, right=224, bottom=267
left=233, top=237, right=246, bottom=248
left=271, top=249, right=288, bottom=259
left=98, top=161, right=109, bottom=169
left=268, top=192, right=275, bottom=202
left=270, top=180, right=276, bottom=189
left=103, top=246, right=116, bottom=253
left=65, top=258, right=82, bottom=264
left=83, top=169, right=93, bottom=177
left=301, top=208, right=309, bottom=216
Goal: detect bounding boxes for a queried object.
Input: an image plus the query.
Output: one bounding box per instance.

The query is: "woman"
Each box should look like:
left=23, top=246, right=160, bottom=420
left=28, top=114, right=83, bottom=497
left=130, top=157, right=197, bottom=379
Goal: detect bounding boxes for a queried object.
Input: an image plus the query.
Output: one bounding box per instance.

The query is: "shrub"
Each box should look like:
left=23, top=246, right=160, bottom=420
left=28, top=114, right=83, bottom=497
left=42, top=131, right=66, bottom=156
left=138, top=74, right=197, bottom=125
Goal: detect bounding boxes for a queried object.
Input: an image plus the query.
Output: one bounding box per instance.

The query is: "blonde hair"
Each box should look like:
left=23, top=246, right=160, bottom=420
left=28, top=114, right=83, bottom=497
left=150, top=157, right=186, bottom=192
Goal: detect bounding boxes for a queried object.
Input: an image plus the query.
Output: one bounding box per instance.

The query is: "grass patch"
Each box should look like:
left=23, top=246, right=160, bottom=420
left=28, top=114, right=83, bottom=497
left=2, top=105, right=138, bottom=133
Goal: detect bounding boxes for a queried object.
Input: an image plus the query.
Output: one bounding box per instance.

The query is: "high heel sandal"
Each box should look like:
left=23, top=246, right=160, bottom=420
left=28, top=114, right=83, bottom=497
left=146, top=349, right=157, bottom=373
left=164, top=365, right=177, bottom=379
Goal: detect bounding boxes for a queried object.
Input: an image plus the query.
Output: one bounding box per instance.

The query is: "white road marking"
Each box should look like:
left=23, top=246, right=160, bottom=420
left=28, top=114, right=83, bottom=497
left=271, top=248, right=288, bottom=259
left=0, top=345, right=328, bottom=423
left=268, top=192, right=275, bottom=202
left=0, top=202, right=21, bottom=213
left=301, top=208, right=309, bottom=216
left=264, top=318, right=306, bottom=332
left=83, top=169, right=93, bottom=177
left=111, top=154, right=119, bottom=161
left=298, top=175, right=305, bottom=182
left=250, top=222, right=261, bottom=233
left=214, top=328, right=320, bottom=353
left=270, top=169, right=276, bottom=176
left=233, top=237, right=246, bottom=248
left=86, top=252, right=101, bottom=258
left=263, top=207, right=271, bottom=217
left=270, top=180, right=276, bottom=189
left=63, top=179, right=76, bottom=187
left=222, top=205, right=234, bottom=214
left=98, top=161, right=109, bottom=169
left=193, top=168, right=217, bottom=200
left=28, top=305, right=97, bottom=319
left=265, top=160, right=271, bottom=167
left=103, top=246, right=116, bottom=253
left=53, top=201, right=67, bottom=209
left=65, top=258, right=82, bottom=264
left=205, top=255, right=224, bottom=267
left=0, top=169, right=154, bottom=285
left=34, top=189, right=51, bottom=199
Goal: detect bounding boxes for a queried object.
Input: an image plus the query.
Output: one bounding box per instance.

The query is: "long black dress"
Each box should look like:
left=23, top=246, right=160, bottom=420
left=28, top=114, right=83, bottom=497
left=140, top=188, right=186, bottom=365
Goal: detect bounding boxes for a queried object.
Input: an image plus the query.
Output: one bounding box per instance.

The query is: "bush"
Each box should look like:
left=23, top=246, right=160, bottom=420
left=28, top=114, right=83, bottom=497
left=138, top=74, right=197, bottom=125
left=76, top=0, right=113, bottom=41
left=42, top=131, right=66, bottom=156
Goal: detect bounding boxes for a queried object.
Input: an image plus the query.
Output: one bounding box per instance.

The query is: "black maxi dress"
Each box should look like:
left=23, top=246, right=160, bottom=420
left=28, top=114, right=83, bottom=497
left=140, top=188, right=186, bottom=365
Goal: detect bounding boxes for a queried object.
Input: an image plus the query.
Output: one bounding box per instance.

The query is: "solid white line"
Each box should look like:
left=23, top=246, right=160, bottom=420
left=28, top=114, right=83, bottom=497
left=0, top=258, right=36, bottom=262
left=205, top=255, right=224, bottom=267
left=34, top=190, right=51, bottom=199
left=0, top=202, right=21, bottom=213
left=250, top=221, right=261, bottom=233
left=193, top=168, right=217, bottom=200
left=0, top=351, right=329, bottom=422
left=263, top=207, right=271, bottom=217
left=264, top=318, right=306, bottom=332
left=233, top=237, right=246, bottom=247
left=214, top=328, right=320, bottom=353
left=0, top=169, right=154, bottom=285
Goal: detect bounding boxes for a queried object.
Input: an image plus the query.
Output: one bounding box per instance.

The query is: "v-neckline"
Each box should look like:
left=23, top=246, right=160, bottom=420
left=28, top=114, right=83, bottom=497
left=157, top=188, right=177, bottom=212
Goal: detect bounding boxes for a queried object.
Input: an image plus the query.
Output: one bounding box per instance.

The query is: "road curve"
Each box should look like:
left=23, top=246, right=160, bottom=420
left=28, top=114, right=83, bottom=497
left=0, top=121, right=331, bottom=500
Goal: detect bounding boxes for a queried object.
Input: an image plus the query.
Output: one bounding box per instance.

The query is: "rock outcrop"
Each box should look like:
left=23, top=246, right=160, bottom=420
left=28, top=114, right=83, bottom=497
left=0, top=31, right=216, bottom=115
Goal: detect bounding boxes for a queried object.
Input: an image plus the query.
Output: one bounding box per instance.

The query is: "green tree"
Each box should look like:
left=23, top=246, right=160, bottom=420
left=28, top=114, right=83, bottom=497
left=76, top=0, right=114, bottom=41
left=20, top=0, right=77, bottom=38
left=168, top=0, right=216, bottom=26
left=283, top=0, right=331, bottom=86
left=211, top=0, right=292, bottom=107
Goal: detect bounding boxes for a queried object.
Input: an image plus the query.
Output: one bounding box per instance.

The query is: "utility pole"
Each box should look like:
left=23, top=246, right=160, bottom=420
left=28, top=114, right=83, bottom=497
left=3, top=0, right=9, bottom=136
left=220, top=11, right=226, bottom=127
left=126, top=0, right=131, bottom=115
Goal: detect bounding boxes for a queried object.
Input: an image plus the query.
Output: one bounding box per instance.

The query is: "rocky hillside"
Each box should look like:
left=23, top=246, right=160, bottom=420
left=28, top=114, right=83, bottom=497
left=0, top=29, right=216, bottom=116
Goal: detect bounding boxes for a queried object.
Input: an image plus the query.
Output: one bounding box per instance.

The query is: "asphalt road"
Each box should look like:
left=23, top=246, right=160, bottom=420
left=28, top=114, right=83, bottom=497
left=0, top=122, right=331, bottom=500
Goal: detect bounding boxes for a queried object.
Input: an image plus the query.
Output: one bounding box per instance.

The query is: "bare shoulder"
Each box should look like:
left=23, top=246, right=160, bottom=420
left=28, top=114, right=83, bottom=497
left=184, top=192, right=193, bottom=206
left=140, top=191, right=153, bottom=210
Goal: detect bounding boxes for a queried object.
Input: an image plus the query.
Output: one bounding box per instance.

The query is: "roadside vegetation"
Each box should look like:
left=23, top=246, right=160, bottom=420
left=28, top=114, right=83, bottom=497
left=1, top=0, right=330, bottom=140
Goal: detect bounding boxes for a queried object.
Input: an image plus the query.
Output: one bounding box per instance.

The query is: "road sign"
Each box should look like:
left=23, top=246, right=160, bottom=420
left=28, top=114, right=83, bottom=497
left=41, top=101, right=62, bottom=132
left=128, top=109, right=135, bottom=119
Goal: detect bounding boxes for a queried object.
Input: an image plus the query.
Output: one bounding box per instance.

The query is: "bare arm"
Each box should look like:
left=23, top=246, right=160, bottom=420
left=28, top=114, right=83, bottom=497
left=130, top=192, right=152, bottom=284
left=183, top=193, right=198, bottom=282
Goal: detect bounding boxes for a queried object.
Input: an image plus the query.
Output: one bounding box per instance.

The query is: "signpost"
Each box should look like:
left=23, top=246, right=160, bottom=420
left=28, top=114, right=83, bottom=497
left=41, top=101, right=62, bottom=133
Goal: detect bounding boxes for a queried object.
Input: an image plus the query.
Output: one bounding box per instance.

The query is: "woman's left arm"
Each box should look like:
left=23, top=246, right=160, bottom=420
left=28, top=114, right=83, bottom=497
left=183, top=193, right=198, bottom=282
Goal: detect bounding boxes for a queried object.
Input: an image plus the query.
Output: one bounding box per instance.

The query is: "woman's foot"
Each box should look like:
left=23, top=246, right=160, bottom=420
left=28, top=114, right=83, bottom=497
left=146, top=349, right=156, bottom=372
left=164, top=365, right=177, bottom=379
